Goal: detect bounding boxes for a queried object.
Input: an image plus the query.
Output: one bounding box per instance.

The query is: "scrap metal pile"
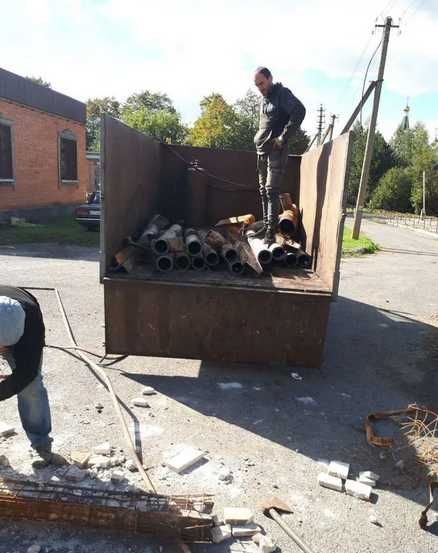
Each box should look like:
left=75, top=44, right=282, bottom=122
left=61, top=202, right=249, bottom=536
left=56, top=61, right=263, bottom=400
left=0, top=478, right=213, bottom=541
left=112, top=193, right=311, bottom=277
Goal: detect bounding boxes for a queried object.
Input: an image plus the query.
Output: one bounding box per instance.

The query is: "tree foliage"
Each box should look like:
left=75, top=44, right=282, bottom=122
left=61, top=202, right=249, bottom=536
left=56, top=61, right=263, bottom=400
left=123, top=90, right=176, bottom=115
left=86, top=97, right=121, bottom=150
left=26, top=76, right=51, bottom=88
left=121, top=108, right=187, bottom=143
left=369, top=167, right=413, bottom=211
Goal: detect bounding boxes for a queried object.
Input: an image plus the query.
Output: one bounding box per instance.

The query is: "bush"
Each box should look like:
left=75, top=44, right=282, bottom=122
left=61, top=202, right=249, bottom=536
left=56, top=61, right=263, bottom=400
left=369, top=167, right=413, bottom=212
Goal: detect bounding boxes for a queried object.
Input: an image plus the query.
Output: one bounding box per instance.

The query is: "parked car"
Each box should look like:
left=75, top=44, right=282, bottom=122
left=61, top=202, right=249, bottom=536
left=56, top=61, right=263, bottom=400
left=74, top=191, right=101, bottom=230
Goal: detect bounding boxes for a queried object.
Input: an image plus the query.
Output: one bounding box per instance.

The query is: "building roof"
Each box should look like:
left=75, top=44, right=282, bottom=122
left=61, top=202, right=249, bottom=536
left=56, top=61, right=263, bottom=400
left=0, top=67, right=86, bottom=124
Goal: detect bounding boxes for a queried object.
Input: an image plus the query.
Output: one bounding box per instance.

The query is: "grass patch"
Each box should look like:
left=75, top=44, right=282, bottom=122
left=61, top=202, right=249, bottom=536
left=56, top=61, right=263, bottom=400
left=0, top=217, right=99, bottom=248
left=342, top=227, right=378, bottom=256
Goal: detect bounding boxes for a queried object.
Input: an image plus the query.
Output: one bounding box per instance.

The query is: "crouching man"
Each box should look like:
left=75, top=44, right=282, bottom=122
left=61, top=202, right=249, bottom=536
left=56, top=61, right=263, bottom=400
left=0, top=286, right=64, bottom=468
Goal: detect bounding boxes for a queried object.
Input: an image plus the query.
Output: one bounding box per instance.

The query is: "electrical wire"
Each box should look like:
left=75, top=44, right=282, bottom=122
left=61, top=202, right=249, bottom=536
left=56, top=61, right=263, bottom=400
left=24, top=286, right=156, bottom=494
left=359, top=37, right=384, bottom=126
left=400, top=0, right=426, bottom=20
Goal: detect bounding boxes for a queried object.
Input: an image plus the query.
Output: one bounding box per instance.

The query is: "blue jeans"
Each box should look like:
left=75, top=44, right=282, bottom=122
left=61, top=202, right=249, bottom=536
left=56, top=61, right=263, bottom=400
left=4, top=353, right=52, bottom=450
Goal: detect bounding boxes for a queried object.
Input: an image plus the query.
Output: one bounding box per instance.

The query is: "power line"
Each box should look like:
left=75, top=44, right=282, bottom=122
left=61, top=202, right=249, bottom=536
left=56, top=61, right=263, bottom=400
left=359, top=37, right=384, bottom=125
left=400, top=0, right=426, bottom=19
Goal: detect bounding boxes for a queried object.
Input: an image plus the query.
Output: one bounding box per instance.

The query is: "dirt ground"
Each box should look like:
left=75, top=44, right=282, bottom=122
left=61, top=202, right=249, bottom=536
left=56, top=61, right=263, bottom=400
left=0, top=220, right=437, bottom=553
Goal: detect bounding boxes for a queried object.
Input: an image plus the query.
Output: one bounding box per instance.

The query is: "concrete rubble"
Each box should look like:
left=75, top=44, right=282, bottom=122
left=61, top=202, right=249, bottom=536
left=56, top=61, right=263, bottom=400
left=165, top=445, right=206, bottom=473
left=328, top=460, right=350, bottom=480
left=0, top=422, right=15, bottom=438
left=345, top=479, right=373, bottom=501
left=142, top=386, right=157, bottom=395
left=253, top=533, right=278, bottom=553
left=93, top=441, right=113, bottom=456
left=64, top=465, right=87, bottom=482
left=232, top=523, right=262, bottom=537
left=224, top=507, right=254, bottom=524
left=69, top=449, right=91, bottom=468
left=211, top=524, right=232, bottom=544
left=132, top=397, right=150, bottom=408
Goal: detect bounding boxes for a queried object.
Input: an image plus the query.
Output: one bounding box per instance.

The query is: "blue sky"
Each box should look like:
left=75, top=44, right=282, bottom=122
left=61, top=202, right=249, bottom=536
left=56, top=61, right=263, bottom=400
left=2, top=0, right=437, bottom=141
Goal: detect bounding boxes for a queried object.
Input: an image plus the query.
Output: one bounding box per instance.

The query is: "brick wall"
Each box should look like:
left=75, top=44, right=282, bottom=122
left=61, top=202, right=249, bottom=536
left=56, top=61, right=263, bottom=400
left=0, top=98, right=87, bottom=211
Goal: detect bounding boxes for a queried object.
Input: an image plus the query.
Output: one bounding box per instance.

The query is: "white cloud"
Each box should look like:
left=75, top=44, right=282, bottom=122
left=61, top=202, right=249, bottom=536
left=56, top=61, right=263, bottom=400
left=1, top=0, right=437, bottom=139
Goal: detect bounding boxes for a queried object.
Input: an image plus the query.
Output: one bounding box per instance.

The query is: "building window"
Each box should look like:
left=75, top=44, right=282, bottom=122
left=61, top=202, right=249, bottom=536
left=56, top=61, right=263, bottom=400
left=59, top=130, right=78, bottom=182
left=0, top=120, right=13, bottom=181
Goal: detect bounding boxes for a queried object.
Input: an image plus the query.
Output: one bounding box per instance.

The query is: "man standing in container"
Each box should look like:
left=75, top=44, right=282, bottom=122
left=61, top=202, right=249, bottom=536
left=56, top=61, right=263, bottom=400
left=254, top=67, right=306, bottom=244
left=0, top=286, right=63, bottom=468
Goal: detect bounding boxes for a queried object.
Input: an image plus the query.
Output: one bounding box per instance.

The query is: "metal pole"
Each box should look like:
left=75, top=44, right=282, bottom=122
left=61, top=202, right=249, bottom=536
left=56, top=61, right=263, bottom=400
left=352, top=16, right=398, bottom=239
left=422, top=170, right=426, bottom=218
left=328, top=114, right=336, bottom=141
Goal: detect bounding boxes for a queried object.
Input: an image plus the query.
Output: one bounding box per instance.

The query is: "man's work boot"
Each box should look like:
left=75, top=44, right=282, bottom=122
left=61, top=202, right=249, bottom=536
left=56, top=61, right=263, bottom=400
left=31, top=447, right=67, bottom=469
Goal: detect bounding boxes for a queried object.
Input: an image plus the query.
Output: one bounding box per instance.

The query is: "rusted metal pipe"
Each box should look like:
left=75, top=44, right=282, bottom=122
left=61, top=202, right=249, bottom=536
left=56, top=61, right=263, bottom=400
left=246, top=230, right=272, bottom=266
left=221, top=243, right=239, bottom=263
left=191, top=255, right=206, bottom=271
left=278, top=210, right=299, bottom=235
left=296, top=249, right=312, bottom=268
left=152, top=224, right=184, bottom=256
left=285, top=252, right=297, bottom=267
left=184, top=228, right=202, bottom=256
left=202, top=243, right=220, bottom=267
left=156, top=254, right=174, bottom=272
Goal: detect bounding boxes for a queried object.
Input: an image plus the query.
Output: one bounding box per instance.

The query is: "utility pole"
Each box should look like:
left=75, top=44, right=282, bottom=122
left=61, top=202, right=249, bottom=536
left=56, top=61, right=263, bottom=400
left=328, top=114, right=337, bottom=141
left=420, top=170, right=426, bottom=218
left=352, top=16, right=399, bottom=239
left=316, top=104, right=325, bottom=145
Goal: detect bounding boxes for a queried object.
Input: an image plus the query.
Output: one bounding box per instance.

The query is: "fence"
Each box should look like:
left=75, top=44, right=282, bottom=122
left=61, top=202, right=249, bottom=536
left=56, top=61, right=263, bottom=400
left=365, top=213, right=438, bottom=234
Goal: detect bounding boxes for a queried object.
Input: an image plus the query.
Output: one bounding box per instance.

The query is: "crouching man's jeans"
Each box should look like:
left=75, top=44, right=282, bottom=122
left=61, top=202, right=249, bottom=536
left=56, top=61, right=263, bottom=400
left=257, top=147, right=289, bottom=232
left=3, top=353, right=52, bottom=450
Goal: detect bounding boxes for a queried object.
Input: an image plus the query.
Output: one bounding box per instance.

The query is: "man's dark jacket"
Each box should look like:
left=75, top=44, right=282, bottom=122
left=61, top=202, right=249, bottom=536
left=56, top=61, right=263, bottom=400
left=0, top=286, right=45, bottom=400
left=254, top=82, right=306, bottom=154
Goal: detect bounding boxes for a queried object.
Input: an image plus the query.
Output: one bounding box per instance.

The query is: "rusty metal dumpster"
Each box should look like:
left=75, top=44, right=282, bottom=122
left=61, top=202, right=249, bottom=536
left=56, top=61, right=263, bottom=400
left=101, top=115, right=351, bottom=368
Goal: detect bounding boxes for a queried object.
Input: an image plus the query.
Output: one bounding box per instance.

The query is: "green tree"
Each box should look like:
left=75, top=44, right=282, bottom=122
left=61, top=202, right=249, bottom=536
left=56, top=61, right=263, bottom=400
left=121, top=108, right=187, bottom=143
left=86, top=97, right=121, bottom=151
left=26, top=76, right=51, bottom=88
left=369, top=167, right=413, bottom=212
left=346, top=122, right=397, bottom=206
left=123, top=90, right=176, bottom=115
left=189, top=94, right=240, bottom=149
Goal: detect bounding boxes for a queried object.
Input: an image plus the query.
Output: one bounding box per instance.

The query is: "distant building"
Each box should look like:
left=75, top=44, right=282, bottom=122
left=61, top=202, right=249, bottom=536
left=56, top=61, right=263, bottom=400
left=0, top=67, right=87, bottom=221
left=400, top=100, right=410, bottom=131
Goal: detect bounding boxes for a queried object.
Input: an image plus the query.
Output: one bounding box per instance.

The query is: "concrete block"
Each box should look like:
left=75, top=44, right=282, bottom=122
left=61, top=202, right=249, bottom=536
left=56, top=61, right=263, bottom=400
left=357, top=475, right=377, bottom=487
left=87, top=454, right=125, bottom=469
left=210, top=524, right=232, bottom=543
left=328, top=460, right=350, bottom=480
left=0, top=422, right=15, bottom=438
left=232, top=523, right=261, bottom=537
left=318, top=473, right=344, bottom=492
left=111, top=470, right=125, bottom=483
left=255, top=534, right=277, bottom=553
left=166, top=446, right=205, bottom=473
left=132, top=398, right=150, bottom=408
left=27, top=546, right=41, bottom=553
left=359, top=470, right=380, bottom=482
left=70, top=449, right=91, bottom=468
left=345, top=479, right=372, bottom=501
left=142, top=386, right=157, bottom=396
left=94, top=442, right=112, bottom=456
left=223, top=507, right=254, bottom=524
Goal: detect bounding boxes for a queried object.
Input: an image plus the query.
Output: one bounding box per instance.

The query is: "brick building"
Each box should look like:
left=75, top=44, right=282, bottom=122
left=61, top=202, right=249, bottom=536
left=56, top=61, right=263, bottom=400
left=0, top=67, right=87, bottom=221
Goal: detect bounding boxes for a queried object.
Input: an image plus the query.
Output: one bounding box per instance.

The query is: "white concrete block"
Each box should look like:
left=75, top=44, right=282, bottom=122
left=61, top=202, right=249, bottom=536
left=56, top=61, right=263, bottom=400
left=111, top=470, right=125, bottom=482
left=94, top=441, right=112, bottom=456
left=345, top=479, right=372, bottom=501
left=328, top=460, right=350, bottom=480
left=166, top=446, right=205, bottom=473
left=359, top=470, right=380, bottom=482
left=142, top=386, right=157, bottom=396
left=132, top=398, right=150, bottom=408
left=223, top=507, right=254, bottom=524
left=257, top=535, right=278, bottom=553
left=232, top=523, right=261, bottom=537
left=0, top=422, right=15, bottom=438
left=87, top=454, right=125, bottom=469
left=357, top=475, right=377, bottom=487
left=318, top=473, right=344, bottom=492
left=210, top=524, right=232, bottom=543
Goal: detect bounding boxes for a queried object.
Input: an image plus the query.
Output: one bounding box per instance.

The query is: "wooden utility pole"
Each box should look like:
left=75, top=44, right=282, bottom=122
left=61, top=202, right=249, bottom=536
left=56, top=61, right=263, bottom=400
left=352, top=16, right=399, bottom=239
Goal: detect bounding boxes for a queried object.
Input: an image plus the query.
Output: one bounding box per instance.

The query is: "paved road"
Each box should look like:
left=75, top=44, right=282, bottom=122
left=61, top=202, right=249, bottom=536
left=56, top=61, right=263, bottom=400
left=0, top=221, right=437, bottom=553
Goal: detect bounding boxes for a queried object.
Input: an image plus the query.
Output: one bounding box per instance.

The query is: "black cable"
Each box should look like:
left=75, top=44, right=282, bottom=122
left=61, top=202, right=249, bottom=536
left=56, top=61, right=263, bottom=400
left=359, top=37, right=384, bottom=126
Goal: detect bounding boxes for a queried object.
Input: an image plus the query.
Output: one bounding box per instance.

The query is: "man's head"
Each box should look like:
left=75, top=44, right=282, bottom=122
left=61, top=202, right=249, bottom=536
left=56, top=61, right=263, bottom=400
left=0, top=296, right=25, bottom=349
left=254, top=67, right=273, bottom=97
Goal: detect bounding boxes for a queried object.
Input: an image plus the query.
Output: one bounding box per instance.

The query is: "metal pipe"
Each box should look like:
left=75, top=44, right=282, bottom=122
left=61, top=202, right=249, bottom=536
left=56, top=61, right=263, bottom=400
left=138, top=214, right=170, bottom=247
left=175, top=252, right=190, bottom=271
left=269, top=242, right=286, bottom=262
left=278, top=209, right=298, bottom=235
left=184, top=228, right=202, bottom=256
left=156, top=254, right=174, bottom=272
left=202, top=243, right=220, bottom=267
left=227, top=260, right=244, bottom=275
left=191, top=255, right=206, bottom=271
left=221, top=243, right=239, bottom=263
left=296, top=249, right=312, bottom=268
left=152, top=224, right=183, bottom=255
left=285, top=252, right=297, bottom=267
left=246, top=230, right=272, bottom=266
